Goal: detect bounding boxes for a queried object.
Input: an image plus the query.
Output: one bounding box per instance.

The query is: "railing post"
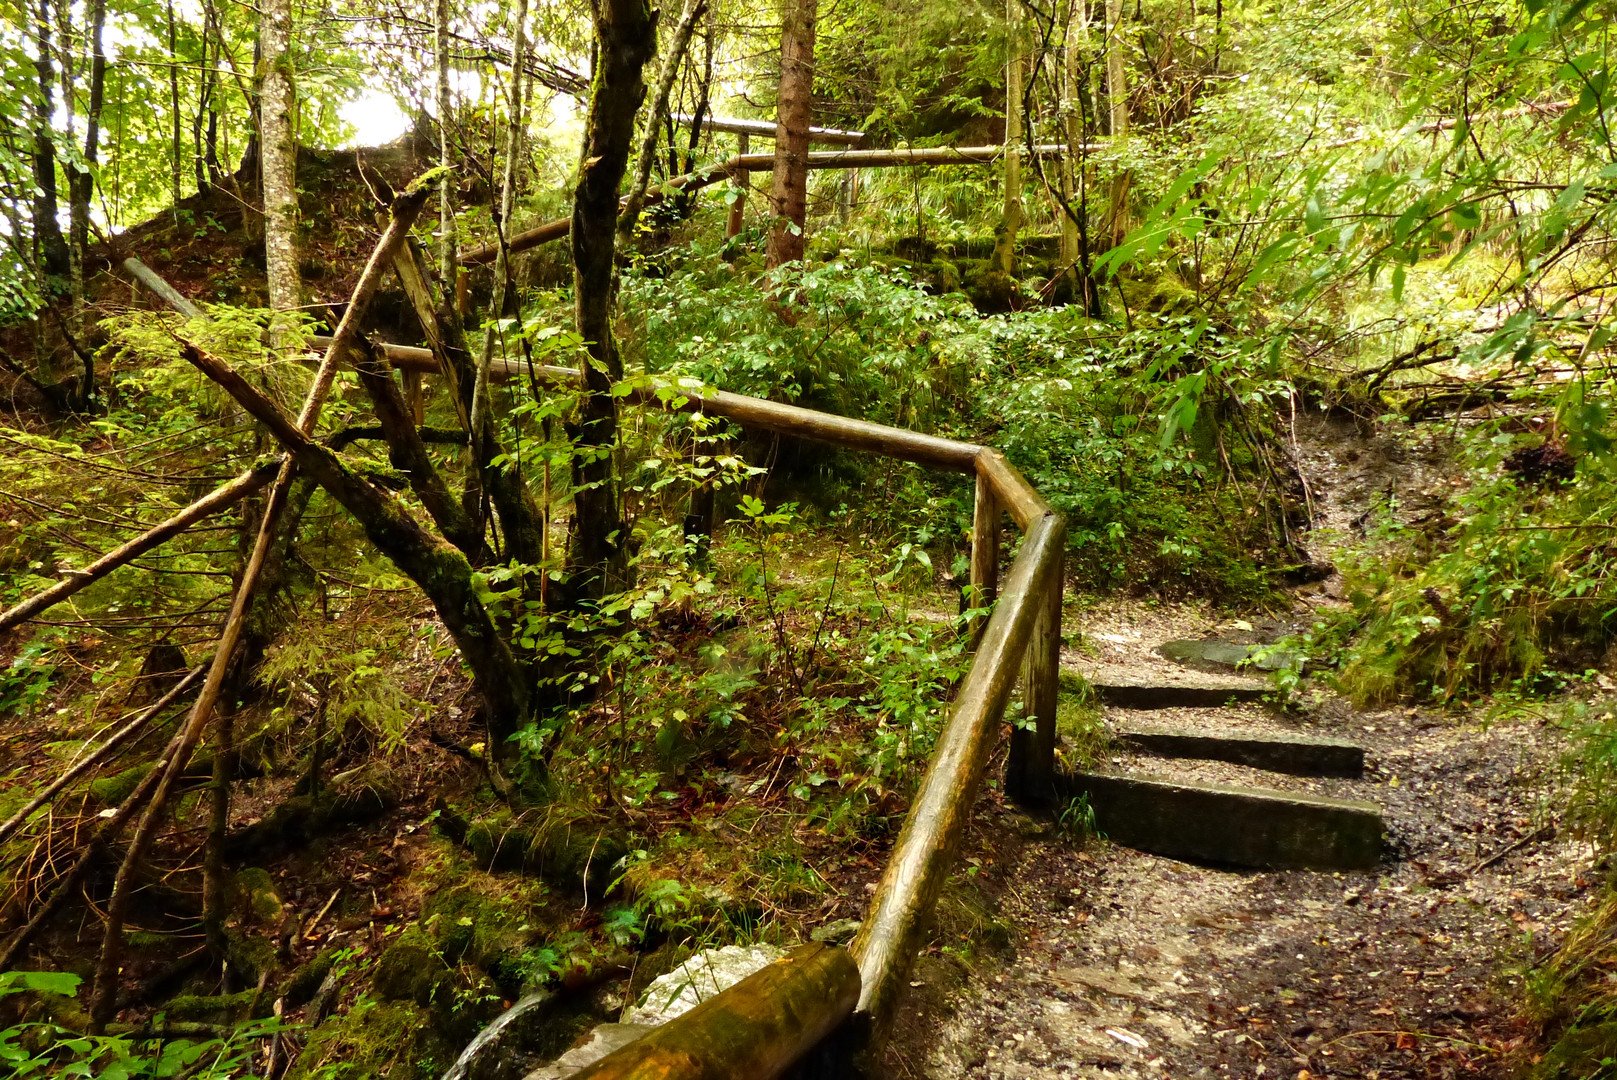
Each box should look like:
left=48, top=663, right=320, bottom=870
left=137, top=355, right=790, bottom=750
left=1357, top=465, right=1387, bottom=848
left=969, top=474, right=1000, bottom=640
left=1006, top=518, right=1065, bottom=804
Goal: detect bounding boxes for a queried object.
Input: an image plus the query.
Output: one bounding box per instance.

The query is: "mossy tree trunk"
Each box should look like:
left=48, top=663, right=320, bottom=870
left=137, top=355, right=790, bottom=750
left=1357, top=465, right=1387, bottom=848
left=568, top=0, right=656, bottom=600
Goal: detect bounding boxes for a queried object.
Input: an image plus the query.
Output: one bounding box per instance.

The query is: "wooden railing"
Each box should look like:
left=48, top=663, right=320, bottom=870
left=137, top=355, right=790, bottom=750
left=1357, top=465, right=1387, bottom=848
left=116, top=260, right=1066, bottom=1076
left=508, top=362, right=1066, bottom=1075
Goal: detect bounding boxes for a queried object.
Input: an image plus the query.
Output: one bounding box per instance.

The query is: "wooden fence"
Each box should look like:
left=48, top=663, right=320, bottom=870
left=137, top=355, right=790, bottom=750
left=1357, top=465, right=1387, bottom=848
left=115, top=260, right=1066, bottom=1077
left=504, top=361, right=1066, bottom=1075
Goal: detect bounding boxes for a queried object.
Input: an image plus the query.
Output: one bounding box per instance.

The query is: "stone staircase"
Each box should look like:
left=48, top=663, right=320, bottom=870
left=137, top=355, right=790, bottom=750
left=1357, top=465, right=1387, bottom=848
left=1063, top=637, right=1384, bottom=871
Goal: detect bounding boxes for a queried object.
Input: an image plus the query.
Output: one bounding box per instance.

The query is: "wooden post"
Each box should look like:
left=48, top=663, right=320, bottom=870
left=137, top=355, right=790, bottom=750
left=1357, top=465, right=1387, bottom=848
left=969, top=476, right=999, bottom=639
left=727, top=130, right=749, bottom=238
left=1006, top=522, right=1065, bottom=804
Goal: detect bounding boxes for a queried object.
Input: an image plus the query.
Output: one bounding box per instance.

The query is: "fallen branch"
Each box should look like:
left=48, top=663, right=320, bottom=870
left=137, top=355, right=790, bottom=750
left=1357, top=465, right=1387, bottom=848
left=0, top=465, right=278, bottom=634
left=0, top=662, right=207, bottom=846
left=88, top=177, right=435, bottom=1033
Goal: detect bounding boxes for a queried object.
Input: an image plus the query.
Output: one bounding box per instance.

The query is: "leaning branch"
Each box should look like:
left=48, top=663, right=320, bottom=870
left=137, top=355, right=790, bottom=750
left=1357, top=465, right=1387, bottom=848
left=0, top=662, right=206, bottom=847
left=0, top=463, right=279, bottom=633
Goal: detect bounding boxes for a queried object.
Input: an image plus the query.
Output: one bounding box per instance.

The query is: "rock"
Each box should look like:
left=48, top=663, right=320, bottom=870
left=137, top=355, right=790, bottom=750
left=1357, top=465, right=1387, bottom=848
left=625, top=944, right=784, bottom=1026
left=1157, top=638, right=1300, bottom=673
left=522, top=1024, right=657, bottom=1080
left=810, top=918, right=862, bottom=945
left=232, top=867, right=283, bottom=925
left=372, top=928, right=452, bottom=1005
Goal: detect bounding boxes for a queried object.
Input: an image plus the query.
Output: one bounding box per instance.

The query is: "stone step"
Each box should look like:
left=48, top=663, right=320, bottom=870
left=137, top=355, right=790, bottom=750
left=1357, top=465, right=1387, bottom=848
left=1070, top=662, right=1268, bottom=708
left=1114, top=726, right=1365, bottom=778
left=1060, top=771, right=1383, bottom=871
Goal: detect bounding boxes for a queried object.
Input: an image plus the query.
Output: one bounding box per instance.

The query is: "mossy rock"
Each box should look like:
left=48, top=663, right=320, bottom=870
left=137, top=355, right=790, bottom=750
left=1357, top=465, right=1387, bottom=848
left=233, top=867, right=283, bottom=925
left=90, top=763, right=154, bottom=807
left=462, top=817, right=627, bottom=901
left=922, top=259, right=962, bottom=295
left=281, top=947, right=338, bottom=1009
left=164, top=989, right=258, bottom=1023
left=225, top=928, right=277, bottom=989
left=962, top=265, right=1021, bottom=314
left=372, top=927, right=452, bottom=1006
left=287, top=998, right=455, bottom=1080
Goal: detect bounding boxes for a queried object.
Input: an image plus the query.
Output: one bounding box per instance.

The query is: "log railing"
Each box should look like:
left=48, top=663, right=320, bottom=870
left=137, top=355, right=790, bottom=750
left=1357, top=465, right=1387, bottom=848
left=114, top=261, right=1065, bottom=1076
left=496, top=361, right=1066, bottom=1073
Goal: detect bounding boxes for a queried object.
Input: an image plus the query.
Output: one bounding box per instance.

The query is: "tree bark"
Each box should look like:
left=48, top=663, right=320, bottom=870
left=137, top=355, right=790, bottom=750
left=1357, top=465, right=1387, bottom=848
left=259, top=0, right=302, bottom=348
left=992, top=0, right=1023, bottom=276
left=436, top=0, right=456, bottom=286
left=71, top=0, right=108, bottom=281
left=568, top=0, right=656, bottom=599
left=764, top=0, right=817, bottom=268
left=31, top=0, right=69, bottom=278
left=617, top=0, right=707, bottom=249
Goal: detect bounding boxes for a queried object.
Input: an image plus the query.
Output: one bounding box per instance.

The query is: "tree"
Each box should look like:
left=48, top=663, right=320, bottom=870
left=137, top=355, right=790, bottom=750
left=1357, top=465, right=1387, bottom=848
left=765, top=0, right=817, bottom=268
left=258, top=0, right=301, bottom=347
left=569, top=0, right=657, bottom=597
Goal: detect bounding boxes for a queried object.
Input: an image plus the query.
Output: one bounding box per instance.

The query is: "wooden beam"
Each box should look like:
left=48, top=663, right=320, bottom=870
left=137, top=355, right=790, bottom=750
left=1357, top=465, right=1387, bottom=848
left=570, top=944, right=858, bottom=1079
left=461, top=145, right=1077, bottom=264
left=672, top=112, right=865, bottom=145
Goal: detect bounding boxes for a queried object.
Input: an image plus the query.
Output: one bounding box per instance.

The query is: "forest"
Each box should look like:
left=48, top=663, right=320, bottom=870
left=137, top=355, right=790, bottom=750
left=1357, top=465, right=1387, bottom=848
left=4, top=0, right=1617, bottom=1074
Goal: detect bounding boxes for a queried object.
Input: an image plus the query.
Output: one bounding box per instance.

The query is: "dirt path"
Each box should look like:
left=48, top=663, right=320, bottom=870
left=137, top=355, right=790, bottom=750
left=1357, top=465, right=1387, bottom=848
left=879, top=415, right=1596, bottom=1078
left=886, top=677, right=1584, bottom=1077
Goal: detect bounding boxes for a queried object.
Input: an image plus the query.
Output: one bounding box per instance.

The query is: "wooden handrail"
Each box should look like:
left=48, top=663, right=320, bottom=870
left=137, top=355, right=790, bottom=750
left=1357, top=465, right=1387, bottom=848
left=122, top=252, right=1066, bottom=1073
left=458, top=144, right=1079, bottom=265
left=569, top=943, right=859, bottom=1079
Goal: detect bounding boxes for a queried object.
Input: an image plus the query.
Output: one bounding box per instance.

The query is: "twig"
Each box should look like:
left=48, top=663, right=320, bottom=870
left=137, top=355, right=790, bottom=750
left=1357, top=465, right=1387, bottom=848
left=1467, top=823, right=1555, bottom=875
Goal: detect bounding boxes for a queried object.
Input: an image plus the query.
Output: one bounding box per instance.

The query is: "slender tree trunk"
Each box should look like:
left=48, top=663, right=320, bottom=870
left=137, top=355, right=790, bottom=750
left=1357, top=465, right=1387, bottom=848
left=1059, top=7, right=1078, bottom=269
left=55, top=0, right=82, bottom=308
left=67, top=0, right=107, bottom=321
left=765, top=0, right=817, bottom=268
left=468, top=0, right=530, bottom=456
left=1105, top=0, right=1131, bottom=246
left=993, top=0, right=1023, bottom=276
left=618, top=0, right=707, bottom=248
left=1106, top=0, right=1127, bottom=138
left=259, top=0, right=302, bottom=347
left=569, top=0, right=656, bottom=598
left=436, top=0, right=456, bottom=286
left=31, top=0, right=68, bottom=278
left=168, top=0, right=182, bottom=216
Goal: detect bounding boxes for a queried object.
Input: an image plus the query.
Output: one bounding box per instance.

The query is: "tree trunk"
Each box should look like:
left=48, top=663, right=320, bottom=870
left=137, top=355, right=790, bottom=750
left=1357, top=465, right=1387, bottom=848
left=1106, top=0, right=1128, bottom=139
left=31, top=0, right=68, bottom=278
left=68, top=0, right=107, bottom=329
left=568, top=0, right=656, bottom=599
left=992, top=0, right=1023, bottom=276
left=436, top=0, right=456, bottom=286
left=618, top=0, right=707, bottom=249
left=259, top=0, right=302, bottom=348
left=764, top=0, right=817, bottom=268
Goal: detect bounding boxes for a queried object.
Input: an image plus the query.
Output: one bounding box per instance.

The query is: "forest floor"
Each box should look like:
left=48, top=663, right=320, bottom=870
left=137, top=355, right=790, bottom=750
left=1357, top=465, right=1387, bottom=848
left=879, top=413, right=1594, bottom=1079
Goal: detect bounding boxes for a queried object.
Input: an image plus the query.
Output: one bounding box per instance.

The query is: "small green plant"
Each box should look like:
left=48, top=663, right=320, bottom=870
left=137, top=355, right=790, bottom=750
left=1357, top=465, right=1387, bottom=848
left=0, top=970, right=284, bottom=1078
left=1056, top=793, right=1100, bottom=843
